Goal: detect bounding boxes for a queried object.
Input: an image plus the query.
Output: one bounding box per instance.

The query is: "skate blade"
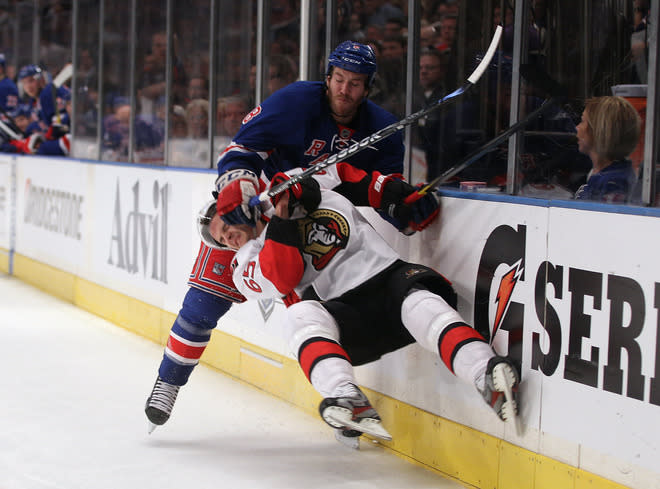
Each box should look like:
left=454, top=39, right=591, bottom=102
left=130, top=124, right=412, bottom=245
left=492, top=364, right=522, bottom=436
left=335, top=429, right=360, bottom=449
left=325, top=409, right=392, bottom=441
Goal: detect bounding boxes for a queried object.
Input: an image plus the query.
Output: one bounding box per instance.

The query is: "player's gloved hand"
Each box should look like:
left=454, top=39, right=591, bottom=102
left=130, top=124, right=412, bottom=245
left=46, top=117, right=69, bottom=139
left=402, top=184, right=441, bottom=232
left=270, top=172, right=321, bottom=217
left=214, top=169, right=261, bottom=226
left=9, top=133, right=43, bottom=154
left=368, top=173, right=440, bottom=233
left=367, top=172, right=414, bottom=228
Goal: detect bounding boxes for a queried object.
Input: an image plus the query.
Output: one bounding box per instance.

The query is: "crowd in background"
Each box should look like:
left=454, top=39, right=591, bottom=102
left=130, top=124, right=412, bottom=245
left=0, top=0, right=654, bottom=205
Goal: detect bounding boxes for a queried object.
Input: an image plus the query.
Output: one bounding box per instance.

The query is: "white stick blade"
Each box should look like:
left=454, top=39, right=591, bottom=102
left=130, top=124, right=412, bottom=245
left=467, top=25, right=503, bottom=85
left=53, top=63, right=73, bottom=88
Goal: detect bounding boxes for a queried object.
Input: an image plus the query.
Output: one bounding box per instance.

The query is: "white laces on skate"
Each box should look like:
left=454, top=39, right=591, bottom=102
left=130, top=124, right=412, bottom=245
left=145, top=377, right=180, bottom=433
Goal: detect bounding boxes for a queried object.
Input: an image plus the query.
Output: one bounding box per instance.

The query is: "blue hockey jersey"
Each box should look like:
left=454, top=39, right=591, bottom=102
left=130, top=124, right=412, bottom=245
left=216, top=81, right=404, bottom=180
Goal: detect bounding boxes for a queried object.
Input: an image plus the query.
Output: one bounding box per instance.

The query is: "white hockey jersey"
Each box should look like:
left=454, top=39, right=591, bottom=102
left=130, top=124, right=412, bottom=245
left=231, top=189, right=399, bottom=302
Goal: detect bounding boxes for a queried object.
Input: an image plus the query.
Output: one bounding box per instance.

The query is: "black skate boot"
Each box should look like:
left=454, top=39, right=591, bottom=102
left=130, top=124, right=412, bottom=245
left=145, top=376, right=180, bottom=433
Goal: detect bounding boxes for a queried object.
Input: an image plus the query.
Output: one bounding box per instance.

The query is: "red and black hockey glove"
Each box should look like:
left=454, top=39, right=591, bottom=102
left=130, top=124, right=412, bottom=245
left=270, top=172, right=321, bottom=216
left=214, top=169, right=261, bottom=226
left=368, top=172, right=440, bottom=233
left=9, top=133, right=43, bottom=154
left=402, top=184, right=441, bottom=232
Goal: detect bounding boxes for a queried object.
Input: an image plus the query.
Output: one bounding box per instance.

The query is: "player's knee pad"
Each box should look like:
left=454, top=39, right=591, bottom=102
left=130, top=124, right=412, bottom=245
left=285, top=300, right=341, bottom=355
left=401, top=288, right=465, bottom=351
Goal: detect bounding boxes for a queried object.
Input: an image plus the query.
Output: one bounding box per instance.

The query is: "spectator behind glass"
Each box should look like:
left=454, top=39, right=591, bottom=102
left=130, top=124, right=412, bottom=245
left=268, top=54, right=298, bottom=96
left=169, top=98, right=209, bottom=167
left=138, top=31, right=188, bottom=116
left=217, top=95, right=248, bottom=137
left=214, top=95, right=249, bottom=157
left=574, top=96, right=641, bottom=204
left=102, top=97, right=164, bottom=162
left=184, top=98, right=208, bottom=139
left=185, top=75, right=209, bottom=104
left=348, top=12, right=367, bottom=41
left=435, top=13, right=458, bottom=55
left=383, top=16, right=405, bottom=38
left=377, top=34, right=406, bottom=118
left=102, top=98, right=130, bottom=160
left=362, top=0, right=404, bottom=27
left=630, top=0, right=648, bottom=84
left=415, top=49, right=449, bottom=180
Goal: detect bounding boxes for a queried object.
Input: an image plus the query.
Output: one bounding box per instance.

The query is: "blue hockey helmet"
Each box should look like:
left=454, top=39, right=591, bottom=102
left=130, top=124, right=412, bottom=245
left=18, top=64, right=43, bottom=80
left=327, top=41, right=377, bottom=87
left=11, top=103, right=32, bottom=119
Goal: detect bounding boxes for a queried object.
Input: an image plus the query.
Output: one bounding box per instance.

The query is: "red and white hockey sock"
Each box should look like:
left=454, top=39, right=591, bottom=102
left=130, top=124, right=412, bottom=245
left=451, top=340, right=496, bottom=389
left=401, top=288, right=493, bottom=383
left=298, top=337, right=355, bottom=398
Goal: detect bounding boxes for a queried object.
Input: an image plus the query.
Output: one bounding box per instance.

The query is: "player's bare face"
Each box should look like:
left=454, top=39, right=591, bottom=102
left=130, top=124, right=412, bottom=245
left=210, top=213, right=256, bottom=250
left=327, top=67, right=368, bottom=124
left=22, top=77, right=39, bottom=98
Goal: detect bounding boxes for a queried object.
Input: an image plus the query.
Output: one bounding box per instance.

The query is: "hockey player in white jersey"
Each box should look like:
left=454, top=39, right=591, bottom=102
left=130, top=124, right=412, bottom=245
left=144, top=40, right=440, bottom=432
left=204, top=171, right=520, bottom=443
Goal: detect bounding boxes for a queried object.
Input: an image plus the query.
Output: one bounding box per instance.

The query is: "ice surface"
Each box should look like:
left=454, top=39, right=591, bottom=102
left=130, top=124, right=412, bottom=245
left=0, top=274, right=465, bottom=489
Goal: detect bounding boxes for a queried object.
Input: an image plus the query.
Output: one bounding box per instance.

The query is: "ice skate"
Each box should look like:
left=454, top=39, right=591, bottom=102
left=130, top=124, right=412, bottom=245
left=319, top=384, right=392, bottom=441
left=145, top=376, right=180, bottom=433
left=480, top=356, right=520, bottom=428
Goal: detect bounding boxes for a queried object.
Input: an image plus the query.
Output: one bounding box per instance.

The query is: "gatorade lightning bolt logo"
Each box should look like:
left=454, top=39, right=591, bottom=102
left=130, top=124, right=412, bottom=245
left=492, top=259, right=524, bottom=340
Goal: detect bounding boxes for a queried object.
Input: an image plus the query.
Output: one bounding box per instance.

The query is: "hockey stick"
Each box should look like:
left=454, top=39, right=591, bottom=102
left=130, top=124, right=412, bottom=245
left=0, top=108, right=26, bottom=138
left=411, top=63, right=573, bottom=197
left=412, top=96, right=559, bottom=196
left=0, top=118, right=23, bottom=141
left=51, top=63, right=73, bottom=125
left=249, top=25, right=503, bottom=207
left=53, top=63, right=73, bottom=88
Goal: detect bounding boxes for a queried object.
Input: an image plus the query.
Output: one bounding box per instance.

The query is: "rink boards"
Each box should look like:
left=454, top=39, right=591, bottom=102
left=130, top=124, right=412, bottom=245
left=1, top=154, right=659, bottom=489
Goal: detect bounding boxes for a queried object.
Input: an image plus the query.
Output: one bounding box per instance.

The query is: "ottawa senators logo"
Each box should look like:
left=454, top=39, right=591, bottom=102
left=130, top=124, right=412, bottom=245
left=297, top=209, right=349, bottom=270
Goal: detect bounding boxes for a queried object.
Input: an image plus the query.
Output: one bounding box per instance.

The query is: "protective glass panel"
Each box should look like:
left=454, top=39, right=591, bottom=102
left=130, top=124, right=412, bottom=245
left=132, top=1, right=167, bottom=165
left=101, top=0, right=132, bottom=163
left=72, top=1, right=100, bottom=159
left=212, top=1, right=254, bottom=163
left=516, top=0, right=650, bottom=206
left=412, top=0, right=500, bottom=186
left=168, top=0, right=211, bottom=168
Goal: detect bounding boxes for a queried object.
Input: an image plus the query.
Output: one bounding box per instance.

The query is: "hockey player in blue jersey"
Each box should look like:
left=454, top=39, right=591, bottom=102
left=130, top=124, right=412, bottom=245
left=0, top=54, right=18, bottom=114
left=34, top=82, right=71, bottom=156
left=18, top=64, right=46, bottom=108
left=5, top=64, right=72, bottom=156
left=214, top=41, right=439, bottom=233
left=145, top=41, right=441, bottom=432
